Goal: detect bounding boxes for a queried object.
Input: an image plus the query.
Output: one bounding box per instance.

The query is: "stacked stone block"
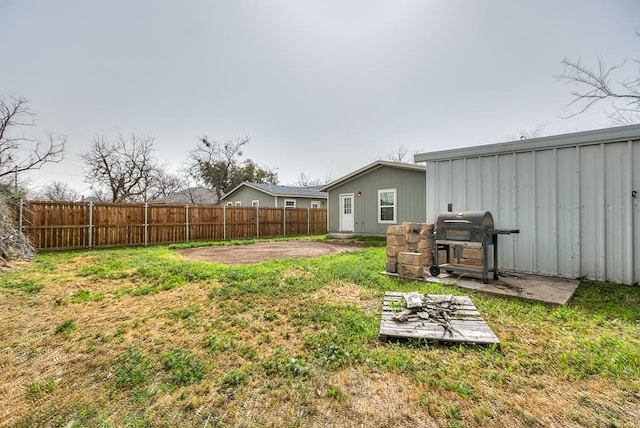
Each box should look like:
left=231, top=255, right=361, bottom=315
left=448, top=246, right=484, bottom=267
left=386, top=222, right=434, bottom=278
left=385, top=225, right=406, bottom=273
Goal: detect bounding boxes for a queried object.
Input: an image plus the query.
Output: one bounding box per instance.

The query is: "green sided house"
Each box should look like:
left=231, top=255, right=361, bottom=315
left=220, top=182, right=327, bottom=208
left=320, top=161, right=426, bottom=236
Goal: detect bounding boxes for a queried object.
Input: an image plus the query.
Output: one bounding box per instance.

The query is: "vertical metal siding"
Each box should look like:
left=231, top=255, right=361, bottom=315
left=497, top=153, right=517, bottom=268
left=555, top=148, right=578, bottom=277
left=603, top=142, right=633, bottom=284
left=534, top=149, right=558, bottom=275
left=464, top=157, right=482, bottom=210
left=633, top=141, right=640, bottom=284
left=425, top=139, right=640, bottom=284
left=578, top=144, right=605, bottom=280
left=515, top=152, right=535, bottom=272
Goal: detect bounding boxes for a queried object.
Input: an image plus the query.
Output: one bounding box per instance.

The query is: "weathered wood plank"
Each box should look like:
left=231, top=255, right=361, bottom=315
left=379, top=291, right=500, bottom=345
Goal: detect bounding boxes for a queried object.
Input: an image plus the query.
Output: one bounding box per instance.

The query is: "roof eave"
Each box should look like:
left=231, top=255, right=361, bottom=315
left=414, top=124, right=640, bottom=163
left=321, top=160, right=425, bottom=191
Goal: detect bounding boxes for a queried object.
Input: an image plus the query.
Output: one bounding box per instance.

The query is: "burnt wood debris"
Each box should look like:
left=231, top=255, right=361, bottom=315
left=392, top=292, right=461, bottom=335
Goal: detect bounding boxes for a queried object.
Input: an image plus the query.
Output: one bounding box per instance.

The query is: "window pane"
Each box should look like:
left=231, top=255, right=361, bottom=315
left=378, top=189, right=396, bottom=222
left=343, top=198, right=352, bottom=214
left=380, top=191, right=394, bottom=206
left=380, top=206, right=394, bottom=221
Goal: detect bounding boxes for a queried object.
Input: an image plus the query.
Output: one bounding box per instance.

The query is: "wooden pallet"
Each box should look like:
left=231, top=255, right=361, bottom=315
left=379, top=291, right=500, bottom=345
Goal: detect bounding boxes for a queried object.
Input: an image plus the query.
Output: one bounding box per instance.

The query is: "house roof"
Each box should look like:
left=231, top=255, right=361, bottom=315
left=414, top=124, right=640, bottom=163
left=320, top=160, right=425, bottom=191
left=222, top=182, right=327, bottom=200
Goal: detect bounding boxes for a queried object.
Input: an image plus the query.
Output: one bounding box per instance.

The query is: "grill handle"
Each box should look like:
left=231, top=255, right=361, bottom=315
left=443, top=219, right=472, bottom=224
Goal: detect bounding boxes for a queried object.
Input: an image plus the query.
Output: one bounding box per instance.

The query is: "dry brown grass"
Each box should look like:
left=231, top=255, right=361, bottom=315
left=1, top=246, right=639, bottom=427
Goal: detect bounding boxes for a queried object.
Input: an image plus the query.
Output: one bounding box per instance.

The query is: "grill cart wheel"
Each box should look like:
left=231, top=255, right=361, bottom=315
left=429, top=265, right=441, bottom=277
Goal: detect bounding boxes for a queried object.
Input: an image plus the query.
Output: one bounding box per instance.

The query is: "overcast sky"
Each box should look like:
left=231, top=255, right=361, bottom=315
left=1, top=1, right=639, bottom=197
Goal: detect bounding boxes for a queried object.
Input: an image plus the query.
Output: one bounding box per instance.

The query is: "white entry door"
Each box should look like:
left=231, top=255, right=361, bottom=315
left=340, top=194, right=354, bottom=232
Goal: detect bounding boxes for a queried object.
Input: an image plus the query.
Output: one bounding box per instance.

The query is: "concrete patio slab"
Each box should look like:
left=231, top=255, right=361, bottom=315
left=384, top=270, right=580, bottom=306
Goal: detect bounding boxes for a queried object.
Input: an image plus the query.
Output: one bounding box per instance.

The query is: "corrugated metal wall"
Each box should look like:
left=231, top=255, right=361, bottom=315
left=425, top=139, right=640, bottom=284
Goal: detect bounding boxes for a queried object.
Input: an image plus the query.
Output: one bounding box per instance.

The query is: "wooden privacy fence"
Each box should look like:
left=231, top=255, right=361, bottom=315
left=17, top=201, right=327, bottom=250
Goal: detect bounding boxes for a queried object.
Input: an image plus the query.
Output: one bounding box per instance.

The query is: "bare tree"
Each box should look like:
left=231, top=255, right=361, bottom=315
left=0, top=96, right=65, bottom=190
left=386, top=145, right=422, bottom=164
left=387, top=145, right=410, bottom=163
left=292, top=171, right=330, bottom=187
left=144, top=169, right=185, bottom=201
left=555, top=34, right=640, bottom=123
left=81, top=132, right=175, bottom=202
left=504, top=123, right=546, bottom=142
left=36, top=180, right=80, bottom=201
left=0, top=95, right=64, bottom=263
left=188, top=136, right=277, bottom=201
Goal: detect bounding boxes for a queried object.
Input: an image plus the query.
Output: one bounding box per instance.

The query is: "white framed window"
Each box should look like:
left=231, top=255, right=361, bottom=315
left=235, top=201, right=242, bottom=206
left=378, top=188, right=396, bottom=224
left=252, top=200, right=259, bottom=207
left=285, top=199, right=296, bottom=208
left=226, top=202, right=233, bottom=207
left=310, top=201, right=320, bottom=208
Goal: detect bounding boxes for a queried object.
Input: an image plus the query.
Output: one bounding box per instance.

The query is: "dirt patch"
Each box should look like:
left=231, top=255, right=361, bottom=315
left=175, top=240, right=361, bottom=265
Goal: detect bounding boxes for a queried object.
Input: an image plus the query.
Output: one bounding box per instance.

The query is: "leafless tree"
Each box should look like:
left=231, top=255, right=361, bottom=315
left=292, top=171, right=331, bottom=187
left=386, top=145, right=422, bottom=164
left=0, top=95, right=64, bottom=262
left=0, top=96, right=65, bottom=190
left=555, top=34, right=640, bottom=123
left=36, top=180, right=80, bottom=201
left=81, top=132, right=177, bottom=202
left=387, top=145, right=410, bottom=163
left=145, top=169, right=185, bottom=201
left=504, top=123, right=546, bottom=142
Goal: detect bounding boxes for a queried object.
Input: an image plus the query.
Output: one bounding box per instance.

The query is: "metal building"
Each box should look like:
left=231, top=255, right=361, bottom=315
left=414, top=124, right=640, bottom=285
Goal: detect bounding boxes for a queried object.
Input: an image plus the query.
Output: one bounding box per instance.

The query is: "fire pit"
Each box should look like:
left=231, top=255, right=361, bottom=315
left=429, top=211, right=519, bottom=284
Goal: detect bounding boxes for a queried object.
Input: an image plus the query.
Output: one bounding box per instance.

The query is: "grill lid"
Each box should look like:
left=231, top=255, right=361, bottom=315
left=435, top=211, right=494, bottom=242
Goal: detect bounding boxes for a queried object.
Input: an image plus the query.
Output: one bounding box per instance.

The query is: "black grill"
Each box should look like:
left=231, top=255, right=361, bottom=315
left=430, top=210, right=519, bottom=284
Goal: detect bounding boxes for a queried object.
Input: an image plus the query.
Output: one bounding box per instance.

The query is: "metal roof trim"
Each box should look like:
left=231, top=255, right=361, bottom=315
left=414, top=124, right=640, bottom=163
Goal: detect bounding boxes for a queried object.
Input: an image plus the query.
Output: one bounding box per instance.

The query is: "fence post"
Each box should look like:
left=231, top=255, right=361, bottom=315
left=88, top=201, right=93, bottom=249
left=185, top=204, right=190, bottom=243
left=223, top=204, right=226, bottom=241
left=283, top=206, right=286, bottom=236
left=18, top=199, right=23, bottom=232
left=307, top=207, right=310, bottom=235
left=256, top=205, right=259, bottom=238
left=144, top=203, right=148, bottom=246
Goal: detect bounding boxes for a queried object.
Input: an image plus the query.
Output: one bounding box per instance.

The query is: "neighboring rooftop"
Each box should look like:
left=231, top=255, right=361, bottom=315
left=223, top=182, right=327, bottom=199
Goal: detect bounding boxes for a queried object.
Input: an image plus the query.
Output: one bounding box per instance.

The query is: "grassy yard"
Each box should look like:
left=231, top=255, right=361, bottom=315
left=1, top=238, right=639, bottom=427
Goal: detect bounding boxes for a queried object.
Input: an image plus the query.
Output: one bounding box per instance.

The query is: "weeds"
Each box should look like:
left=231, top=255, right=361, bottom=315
left=25, top=378, right=56, bottom=397
left=68, top=288, right=104, bottom=303
left=221, top=369, right=248, bottom=387
left=1, top=278, right=43, bottom=294
left=161, top=348, right=207, bottom=385
left=55, top=319, right=76, bottom=337
left=261, top=348, right=310, bottom=378
left=113, top=348, right=154, bottom=389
